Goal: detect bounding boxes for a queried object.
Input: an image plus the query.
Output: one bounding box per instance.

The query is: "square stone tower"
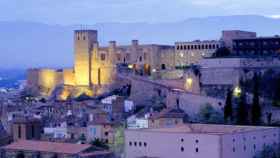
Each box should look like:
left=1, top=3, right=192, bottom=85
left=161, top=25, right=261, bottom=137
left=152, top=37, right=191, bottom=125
left=74, top=30, right=98, bottom=86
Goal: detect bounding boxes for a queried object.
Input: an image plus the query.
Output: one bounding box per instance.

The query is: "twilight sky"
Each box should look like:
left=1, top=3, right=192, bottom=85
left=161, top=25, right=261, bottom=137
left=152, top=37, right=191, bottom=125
left=0, top=0, right=280, bottom=24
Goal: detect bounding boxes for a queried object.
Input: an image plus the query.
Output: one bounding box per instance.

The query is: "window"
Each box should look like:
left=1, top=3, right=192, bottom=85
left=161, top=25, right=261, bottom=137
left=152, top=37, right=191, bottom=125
left=139, top=56, right=142, bottom=62
left=244, top=145, right=246, bottom=151
left=104, top=132, right=109, bottom=136
left=139, top=142, right=142, bottom=146
left=195, top=140, right=199, bottom=143
left=77, top=36, right=80, bottom=40
left=161, top=64, right=166, bottom=70
left=184, top=45, right=187, bottom=50
left=195, top=148, right=199, bottom=153
left=188, top=45, right=190, bottom=50
left=144, top=142, right=147, bottom=147
left=83, top=36, right=86, bottom=40
left=202, top=45, right=204, bottom=49
left=254, top=144, right=256, bottom=150
left=31, top=125, right=35, bottom=138
left=134, top=142, right=137, bottom=146
left=181, top=138, right=184, bottom=142
left=181, top=147, right=184, bottom=152
left=18, top=125, right=21, bottom=138
left=233, top=147, right=236, bottom=152
left=101, top=53, right=106, bottom=61
left=129, top=142, right=132, bottom=146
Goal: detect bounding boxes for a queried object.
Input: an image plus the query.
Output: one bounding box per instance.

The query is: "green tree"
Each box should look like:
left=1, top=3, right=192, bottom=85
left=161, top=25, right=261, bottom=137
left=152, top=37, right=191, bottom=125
left=273, top=76, right=280, bottom=107
left=198, top=103, right=224, bottom=124
left=236, top=93, right=248, bottom=125
left=251, top=73, right=262, bottom=125
left=111, top=126, right=125, bottom=158
left=255, top=145, right=279, bottom=158
left=90, top=138, right=109, bottom=149
left=224, top=89, right=233, bottom=123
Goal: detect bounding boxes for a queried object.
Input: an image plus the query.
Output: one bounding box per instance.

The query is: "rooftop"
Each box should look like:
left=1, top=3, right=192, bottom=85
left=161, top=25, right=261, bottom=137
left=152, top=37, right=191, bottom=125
left=1, top=140, right=91, bottom=154
left=128, top=124, right=278, bottom=135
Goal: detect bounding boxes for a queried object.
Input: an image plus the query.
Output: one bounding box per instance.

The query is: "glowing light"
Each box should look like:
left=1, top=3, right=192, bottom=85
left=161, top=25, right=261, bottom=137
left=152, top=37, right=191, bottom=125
left=180, top=53, right=184, bottom=57
left=152, top=69, right=157, bottom=72
left=128, top=64, right=133, bottom=69
left=185, top=78, right=193, bottom=91
left=234, top=86, right=242, bottom=97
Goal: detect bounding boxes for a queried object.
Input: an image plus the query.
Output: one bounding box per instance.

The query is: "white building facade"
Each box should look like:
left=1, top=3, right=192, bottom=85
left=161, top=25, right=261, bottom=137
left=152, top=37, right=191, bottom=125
left=125, top=124, right=280, bottom=158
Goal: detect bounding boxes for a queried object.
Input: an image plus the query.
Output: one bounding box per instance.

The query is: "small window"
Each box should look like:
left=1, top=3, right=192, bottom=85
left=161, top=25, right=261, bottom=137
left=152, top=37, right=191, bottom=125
left=195, top=140, right=199, bottom=143
left=195, top=148, right=199, bottom=153
left=139, top=56, right=142, bottom=62
left=139, top=142, right=142, bottom=146
left=181, top=147, right=184, bottom=152
left=134, top=142, right=137, bottom=146
left=144, top=142, right=147, bottom=147
left=101, top=54, right=106, bottom=61
left=129, top=142, right=132, bottom=146
left=253, top=144, right=256, bottom=150
left=104, top=132, right=108, bottom=136
left=232, top=138, right=235, bottom=142
left=181, top=138, right=184, bottom=142
left=233, top=147, right=236, bottom=152
left=244, top=145, right=246, bottom=151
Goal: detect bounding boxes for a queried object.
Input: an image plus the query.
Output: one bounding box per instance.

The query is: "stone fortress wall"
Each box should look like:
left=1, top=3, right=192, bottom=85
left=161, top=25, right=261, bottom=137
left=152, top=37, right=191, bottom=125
left=26, top=30, right=176, bottom=99
left=175, top=40, right=221, bottom=66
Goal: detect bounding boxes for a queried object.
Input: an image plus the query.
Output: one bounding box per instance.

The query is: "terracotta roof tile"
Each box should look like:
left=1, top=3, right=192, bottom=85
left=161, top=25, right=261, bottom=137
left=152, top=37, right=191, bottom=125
left=2, top=140, right=91, bottom=154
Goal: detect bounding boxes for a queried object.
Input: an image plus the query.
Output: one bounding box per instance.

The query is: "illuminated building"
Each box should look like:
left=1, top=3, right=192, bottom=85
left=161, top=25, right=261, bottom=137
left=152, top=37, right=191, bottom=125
left=26, top=30, right=116, bottom=99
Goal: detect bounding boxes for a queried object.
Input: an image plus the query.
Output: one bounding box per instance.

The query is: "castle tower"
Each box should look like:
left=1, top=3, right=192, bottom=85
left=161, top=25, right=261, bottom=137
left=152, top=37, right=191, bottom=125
left=90, top=41, right=116, bottom=87
left=74, top=30, right=98, bottom=86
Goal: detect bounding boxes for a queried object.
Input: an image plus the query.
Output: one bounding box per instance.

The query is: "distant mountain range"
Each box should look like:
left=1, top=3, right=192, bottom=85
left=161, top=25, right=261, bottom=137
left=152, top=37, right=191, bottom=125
left=0, top=15, right=280, bottom=69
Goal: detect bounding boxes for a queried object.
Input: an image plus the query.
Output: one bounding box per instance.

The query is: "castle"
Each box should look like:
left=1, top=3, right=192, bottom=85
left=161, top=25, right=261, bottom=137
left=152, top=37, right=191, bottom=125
left=26, top=30, right=116, bottom=99
left=26, top=30, right=175, bottom=99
